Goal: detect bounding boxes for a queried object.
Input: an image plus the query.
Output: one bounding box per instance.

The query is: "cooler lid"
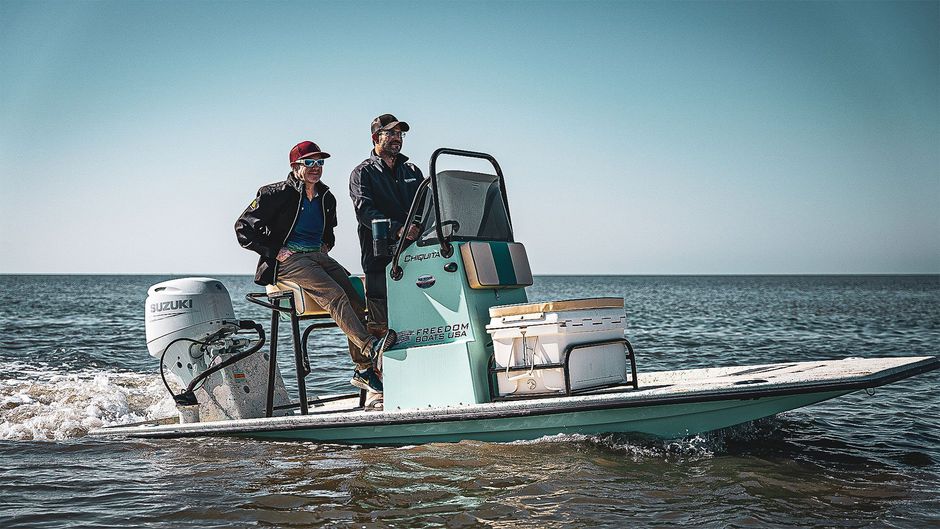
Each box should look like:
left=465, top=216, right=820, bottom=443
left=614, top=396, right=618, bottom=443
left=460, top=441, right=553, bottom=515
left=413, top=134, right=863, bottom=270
left=489, top=297, right=624, bottom=318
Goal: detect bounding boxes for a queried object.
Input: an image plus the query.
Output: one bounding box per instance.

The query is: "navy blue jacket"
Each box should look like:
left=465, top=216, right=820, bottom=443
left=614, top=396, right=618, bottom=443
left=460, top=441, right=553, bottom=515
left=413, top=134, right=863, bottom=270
left=349, top=151, right=424, bottom=273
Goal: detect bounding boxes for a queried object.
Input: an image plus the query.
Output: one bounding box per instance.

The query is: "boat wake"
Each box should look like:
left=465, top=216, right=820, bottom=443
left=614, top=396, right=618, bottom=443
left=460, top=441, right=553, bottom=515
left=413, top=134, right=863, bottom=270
left=508, top=418, right=787, bottom=460
left=0, top=361, right=175, bottom=441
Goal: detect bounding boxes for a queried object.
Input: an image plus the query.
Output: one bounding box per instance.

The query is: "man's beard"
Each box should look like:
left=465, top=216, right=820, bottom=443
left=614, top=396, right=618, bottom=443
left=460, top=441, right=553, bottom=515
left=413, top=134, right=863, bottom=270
left=383, top=140, right=401, bottom=155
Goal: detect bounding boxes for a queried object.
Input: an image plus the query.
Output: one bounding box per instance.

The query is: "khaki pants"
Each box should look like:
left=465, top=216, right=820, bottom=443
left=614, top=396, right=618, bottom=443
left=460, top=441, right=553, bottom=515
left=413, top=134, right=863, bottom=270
left=277, top=251, right=372, bottom=368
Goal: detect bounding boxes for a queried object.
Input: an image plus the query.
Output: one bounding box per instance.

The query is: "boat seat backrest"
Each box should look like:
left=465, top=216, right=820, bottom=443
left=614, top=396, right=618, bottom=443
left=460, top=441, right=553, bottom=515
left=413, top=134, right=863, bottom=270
left=460, top=241, right=533, bottom=289
left=265, top=275, right=366, bottom=317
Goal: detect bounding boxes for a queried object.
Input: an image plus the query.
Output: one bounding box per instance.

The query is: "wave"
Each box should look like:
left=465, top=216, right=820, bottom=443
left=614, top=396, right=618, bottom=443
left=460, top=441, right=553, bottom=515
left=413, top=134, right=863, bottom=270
left=0, top=360, right=176, bottom=441
left=504, top=417, right=791, bottom=460
left=504, top=430, right=723, bottom=460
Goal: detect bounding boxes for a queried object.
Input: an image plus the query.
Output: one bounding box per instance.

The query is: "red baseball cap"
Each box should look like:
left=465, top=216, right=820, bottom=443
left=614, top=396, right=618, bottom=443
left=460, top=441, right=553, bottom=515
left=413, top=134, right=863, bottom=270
left=289, top=141, right=331, bottom=164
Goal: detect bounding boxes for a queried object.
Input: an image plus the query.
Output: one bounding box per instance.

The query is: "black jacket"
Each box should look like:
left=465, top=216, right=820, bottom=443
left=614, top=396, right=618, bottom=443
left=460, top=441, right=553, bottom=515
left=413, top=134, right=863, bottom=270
left=235, top=173, right=337, bottom=286
left=349, top=151, right=424, bottom=273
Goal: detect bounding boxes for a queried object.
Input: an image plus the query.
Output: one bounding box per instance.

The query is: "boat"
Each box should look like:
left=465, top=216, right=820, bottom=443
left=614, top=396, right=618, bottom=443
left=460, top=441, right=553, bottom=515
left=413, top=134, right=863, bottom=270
left=90, top=148, right=939, bottom=444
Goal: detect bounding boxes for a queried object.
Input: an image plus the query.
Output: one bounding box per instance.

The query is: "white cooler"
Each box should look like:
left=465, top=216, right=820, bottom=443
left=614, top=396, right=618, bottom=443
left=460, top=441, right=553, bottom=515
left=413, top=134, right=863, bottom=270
left=486, top=298, right=628, bottom=396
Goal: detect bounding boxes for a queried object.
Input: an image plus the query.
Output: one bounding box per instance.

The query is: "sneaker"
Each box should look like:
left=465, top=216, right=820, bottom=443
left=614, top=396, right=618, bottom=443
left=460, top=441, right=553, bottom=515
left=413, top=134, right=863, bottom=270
left=351, top=366, right=383, bottom=393
left=369, top=329, right=397, bottom=373
left=364, top=390, right=384, bottom=411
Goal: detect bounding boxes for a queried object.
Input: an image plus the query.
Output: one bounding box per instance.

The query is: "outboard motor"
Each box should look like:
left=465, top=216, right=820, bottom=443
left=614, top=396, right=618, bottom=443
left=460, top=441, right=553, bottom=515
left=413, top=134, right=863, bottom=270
left=145, top=278, right=289, bottom=422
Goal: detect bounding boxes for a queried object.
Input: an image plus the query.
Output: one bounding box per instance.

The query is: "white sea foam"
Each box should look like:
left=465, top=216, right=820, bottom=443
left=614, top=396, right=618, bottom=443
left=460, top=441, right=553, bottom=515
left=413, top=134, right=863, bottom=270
left=507, top=432, right=594, bottom=445
left=507, top=430, right=725, bottom=460
left=0, top=361, right=176, bottom=441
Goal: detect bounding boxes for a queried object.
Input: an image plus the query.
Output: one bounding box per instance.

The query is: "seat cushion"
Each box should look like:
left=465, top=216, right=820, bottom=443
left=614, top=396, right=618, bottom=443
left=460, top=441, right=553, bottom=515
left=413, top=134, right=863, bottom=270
left=266, top=275, right=366, bottom=317
left=489, top=297, right=624, bottom=318
left=460, top=241, right=533, bottom=289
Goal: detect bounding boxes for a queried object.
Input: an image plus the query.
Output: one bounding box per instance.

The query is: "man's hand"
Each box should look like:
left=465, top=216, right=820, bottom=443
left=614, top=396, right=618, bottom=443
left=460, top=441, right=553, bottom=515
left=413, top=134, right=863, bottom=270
left=321, top=243, right=332, bottom=254
left=400, top=223, right=421, bottom=241
left=276, top=247, right=294, bottom=263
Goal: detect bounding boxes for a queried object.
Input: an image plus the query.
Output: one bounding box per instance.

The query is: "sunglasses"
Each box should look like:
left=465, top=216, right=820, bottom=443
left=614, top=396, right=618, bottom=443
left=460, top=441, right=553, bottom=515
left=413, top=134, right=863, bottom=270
left=297, top=158, right=325, bottom=167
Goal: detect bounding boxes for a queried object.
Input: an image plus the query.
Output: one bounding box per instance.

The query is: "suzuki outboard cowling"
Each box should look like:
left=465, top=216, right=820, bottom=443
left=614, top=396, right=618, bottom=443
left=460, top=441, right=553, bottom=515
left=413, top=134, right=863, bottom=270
left=145, top=277, right=289, bottom=421
left=146, top=277, right=236, bottom=387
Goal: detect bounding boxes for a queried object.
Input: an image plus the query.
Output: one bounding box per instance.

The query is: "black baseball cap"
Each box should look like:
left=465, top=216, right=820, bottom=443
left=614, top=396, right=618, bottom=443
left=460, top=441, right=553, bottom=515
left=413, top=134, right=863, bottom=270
left=371, top=114, right=410, bottom=135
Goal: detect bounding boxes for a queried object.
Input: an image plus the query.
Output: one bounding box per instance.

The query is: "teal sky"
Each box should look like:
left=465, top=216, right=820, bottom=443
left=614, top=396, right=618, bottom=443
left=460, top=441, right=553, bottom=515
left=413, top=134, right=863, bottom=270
left=1, top=1, right=937, bottom=274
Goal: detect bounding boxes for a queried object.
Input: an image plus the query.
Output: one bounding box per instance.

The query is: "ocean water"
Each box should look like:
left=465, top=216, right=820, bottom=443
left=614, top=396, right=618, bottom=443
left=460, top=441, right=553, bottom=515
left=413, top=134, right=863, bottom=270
left=1, top=274, right=938, bottom=528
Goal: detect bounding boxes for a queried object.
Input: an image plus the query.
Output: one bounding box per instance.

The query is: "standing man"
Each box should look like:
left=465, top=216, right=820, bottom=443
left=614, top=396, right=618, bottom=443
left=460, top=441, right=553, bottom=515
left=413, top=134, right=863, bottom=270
left=349, top=114, right=424, bottom=333
left=236, top=140, right=395, bottom=405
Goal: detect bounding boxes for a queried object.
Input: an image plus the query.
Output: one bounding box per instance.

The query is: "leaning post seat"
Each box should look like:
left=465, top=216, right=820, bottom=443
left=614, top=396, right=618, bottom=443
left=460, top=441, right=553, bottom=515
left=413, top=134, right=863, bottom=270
left=460, top=241, right=534, bottom=289
left=246, top=274, right=369, bottom=417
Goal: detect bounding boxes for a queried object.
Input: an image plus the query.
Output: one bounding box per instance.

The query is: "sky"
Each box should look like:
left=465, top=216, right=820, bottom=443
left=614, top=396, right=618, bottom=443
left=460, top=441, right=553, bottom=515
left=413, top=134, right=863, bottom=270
left=1, top=1, right=938, bottom=275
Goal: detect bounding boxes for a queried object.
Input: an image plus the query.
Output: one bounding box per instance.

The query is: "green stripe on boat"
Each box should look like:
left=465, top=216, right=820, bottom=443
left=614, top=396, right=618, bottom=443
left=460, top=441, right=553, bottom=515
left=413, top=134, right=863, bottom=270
left=490, top=242, right=517, bottom=285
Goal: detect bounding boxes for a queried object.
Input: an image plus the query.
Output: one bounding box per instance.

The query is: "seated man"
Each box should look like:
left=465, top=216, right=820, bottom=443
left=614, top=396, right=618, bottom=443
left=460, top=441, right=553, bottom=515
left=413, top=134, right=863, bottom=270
left=235, top=140, right=394, bottom=407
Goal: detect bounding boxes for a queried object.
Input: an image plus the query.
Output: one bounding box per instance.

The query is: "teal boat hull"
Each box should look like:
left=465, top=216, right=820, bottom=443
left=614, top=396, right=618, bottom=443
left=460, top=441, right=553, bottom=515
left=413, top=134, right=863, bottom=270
left=90, top=356, right=938, bottom=445
left=245, top=390, right=849, bottom=444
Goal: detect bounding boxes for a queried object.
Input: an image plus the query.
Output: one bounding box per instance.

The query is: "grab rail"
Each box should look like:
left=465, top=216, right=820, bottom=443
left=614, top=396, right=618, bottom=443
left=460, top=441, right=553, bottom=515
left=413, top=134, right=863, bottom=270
left=488, top=338, right=639, bottom=400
